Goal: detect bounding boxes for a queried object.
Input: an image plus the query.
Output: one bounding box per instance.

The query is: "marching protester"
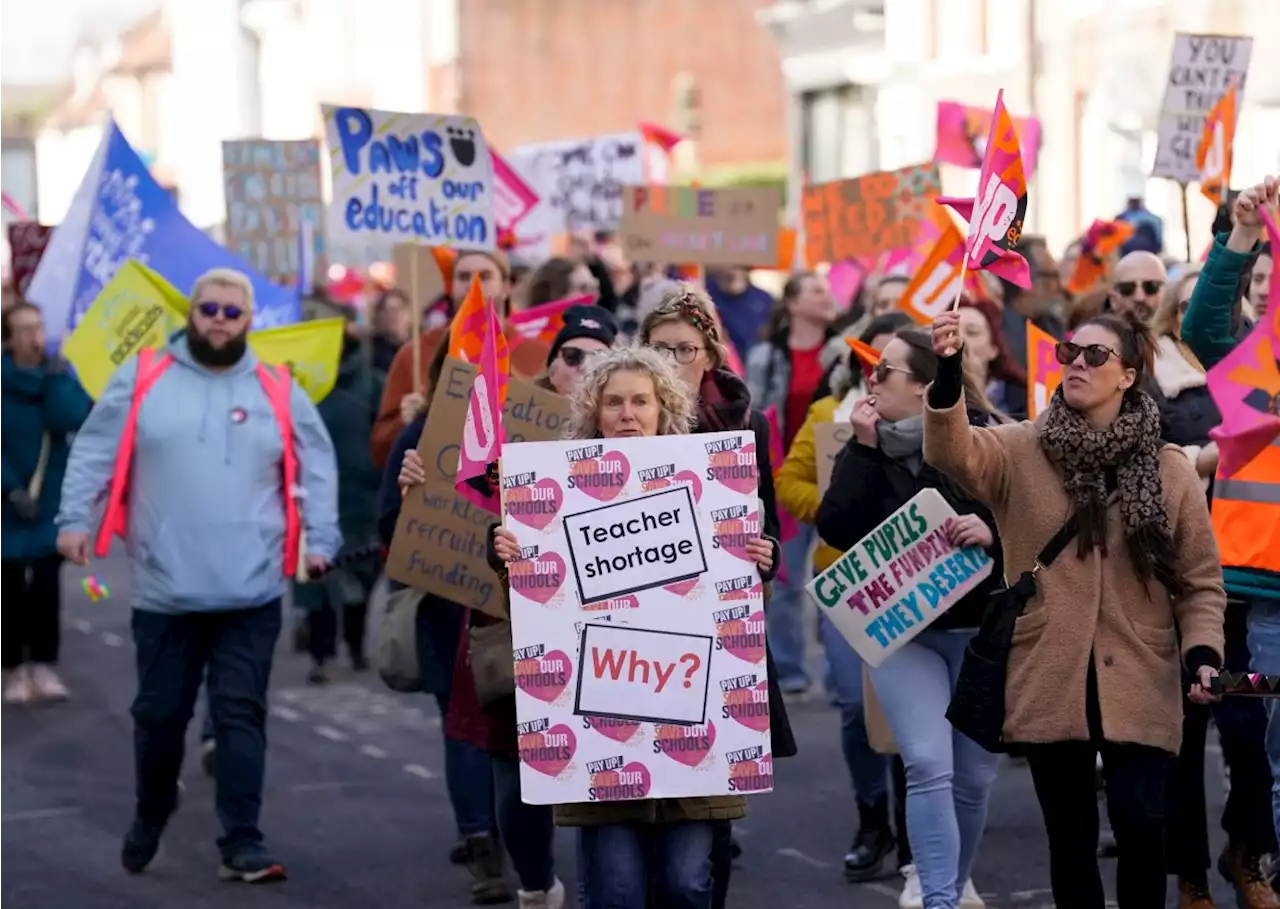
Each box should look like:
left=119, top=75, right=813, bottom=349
left=539, top=304, right=618, bottom=395
left=514, top=256, right=601, bottom=311
left=55, top=268, right=341, bottom=882
left=1181, top=177, right=1280, bottom=905
left=817, top=326, right=1004, bottom=909
left=924, top=305, right=1227, bottom=909
left=370, top=288, right=413, bottom=374
left=1247, top=241, right=1272, bottom=320
left=705, top=266, right=777, bottom=361
left=2, top=301, right=91, bottom=703
left=1106, top=251, right=1167, bottom=323
left=746, top=271, right=837, bottom=695
left=491, top=346, right=781, bottom=909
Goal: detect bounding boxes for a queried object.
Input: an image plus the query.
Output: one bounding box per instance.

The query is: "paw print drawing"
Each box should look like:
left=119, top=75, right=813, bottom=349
left=446, top=126, right=478, bottom=167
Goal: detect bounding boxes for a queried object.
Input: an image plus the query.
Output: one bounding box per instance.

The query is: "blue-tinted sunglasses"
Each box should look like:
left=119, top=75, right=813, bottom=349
left=196, top=302, right=247, bottom=321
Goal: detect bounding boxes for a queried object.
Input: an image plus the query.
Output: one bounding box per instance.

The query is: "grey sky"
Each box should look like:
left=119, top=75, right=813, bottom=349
left=1, top=0, right=159, bottom=83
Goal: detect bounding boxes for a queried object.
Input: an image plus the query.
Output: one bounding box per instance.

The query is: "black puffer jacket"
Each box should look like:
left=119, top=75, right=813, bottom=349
left=1147, top=335, right=1220, bottom=450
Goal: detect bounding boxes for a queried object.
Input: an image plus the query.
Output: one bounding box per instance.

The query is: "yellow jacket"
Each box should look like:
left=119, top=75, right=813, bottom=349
left=776, top=395, right=843, bottom=571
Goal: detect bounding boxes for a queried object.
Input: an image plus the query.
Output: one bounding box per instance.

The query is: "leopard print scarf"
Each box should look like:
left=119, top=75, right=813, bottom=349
left=1038, top=388, right=1184, bottom=596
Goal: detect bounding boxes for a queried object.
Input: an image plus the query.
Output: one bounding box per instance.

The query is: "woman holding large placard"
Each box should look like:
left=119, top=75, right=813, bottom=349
left=924, top=308, right=1226, bottom=909
left=492, top=347, right=780, bottom=909
left=816, top=327, right=1006, bottom=909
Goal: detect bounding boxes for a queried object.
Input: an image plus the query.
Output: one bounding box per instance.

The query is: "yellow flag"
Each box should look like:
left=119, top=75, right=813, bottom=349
left=248, top=318, right=345, bottom=403
left=62, top=261, right=187, bottom=399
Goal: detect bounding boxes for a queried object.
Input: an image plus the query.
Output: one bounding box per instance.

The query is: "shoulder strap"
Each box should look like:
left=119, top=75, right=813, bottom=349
left=1033, top=514, right=1080, bottom=575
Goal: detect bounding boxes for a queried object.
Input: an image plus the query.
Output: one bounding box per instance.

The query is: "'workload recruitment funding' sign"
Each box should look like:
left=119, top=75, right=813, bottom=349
left=502, top=432, right=774, bottom=805
left=806, top=489, right=995, bottom=668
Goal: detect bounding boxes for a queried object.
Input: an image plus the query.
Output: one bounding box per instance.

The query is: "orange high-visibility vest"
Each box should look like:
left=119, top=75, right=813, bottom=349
left=1211, top=435, right=1280, bottom=575
left=95, top=348, right=302, bottom=578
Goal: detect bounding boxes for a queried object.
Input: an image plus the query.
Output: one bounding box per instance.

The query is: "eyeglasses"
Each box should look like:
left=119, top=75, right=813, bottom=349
left=650, top=343, right=705, bottom=364
left=558, top=346, right=602, bottom=368
left=1113, top=280, right=1163, bottom=298
left=872, top=361, right=912, bottom=383
left=197, top=302, right=247, bottom=321
left=1054, top=341, right=1120, bottom=368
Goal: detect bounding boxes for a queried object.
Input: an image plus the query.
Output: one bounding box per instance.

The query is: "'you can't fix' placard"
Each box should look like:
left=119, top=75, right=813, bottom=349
left=806, top=489, right=994, bottom=668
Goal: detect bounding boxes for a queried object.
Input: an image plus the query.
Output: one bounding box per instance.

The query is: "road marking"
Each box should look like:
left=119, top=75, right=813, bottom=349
left=863, top=882, right=900, bottom=901
left=360, top=744, right=387, bottom=759
left=314, top=725, right=348, bottom=742
left=279, top=690, right=300, bottom=703
left=3, top=807, right=82, bottom=822
left=101, top=632, right=124, bottom=648
left=270, top=705, right=301, bottom=722
left=71, top=619, right=92, bottom=634
left=775, top=847, right=831, bottom=869
left=403, top=763, right=437, bottom=780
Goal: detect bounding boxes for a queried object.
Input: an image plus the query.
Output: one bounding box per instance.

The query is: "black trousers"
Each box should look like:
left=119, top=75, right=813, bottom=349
left=306, top=602, right=369, bottom=663
left=1022, top=661, right=1173, bottom=909
left=1166, top=600, right=1277, bottom=876
left=1, top=555, right=64, bottom=667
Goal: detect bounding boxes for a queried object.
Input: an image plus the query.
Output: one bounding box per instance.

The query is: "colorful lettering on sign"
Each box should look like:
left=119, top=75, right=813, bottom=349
left=801, top=164, right=941, bottom=265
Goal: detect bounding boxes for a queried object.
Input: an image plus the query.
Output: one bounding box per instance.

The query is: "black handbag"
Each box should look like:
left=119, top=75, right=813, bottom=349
left=946, top=515, right=1079, bottom=754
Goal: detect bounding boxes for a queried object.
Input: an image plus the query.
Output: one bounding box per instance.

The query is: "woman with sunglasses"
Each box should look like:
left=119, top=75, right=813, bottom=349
left=924, top=307, right=1227, bottom=909
left=539, top=304, right=618, bottom=395
left=816, top=327, right=1005, bottom=909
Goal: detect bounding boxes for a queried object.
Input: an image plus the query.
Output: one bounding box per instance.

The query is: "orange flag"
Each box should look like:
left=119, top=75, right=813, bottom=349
left=1067, top=219, right=1135, bottom=296
left=1027, top=322, right=1062, bottom=419
left=448, top=275, right=494, bottom=363
left=897, top=217, right=968, bottom=325
left=1196, top=77, right=1238, bottom=208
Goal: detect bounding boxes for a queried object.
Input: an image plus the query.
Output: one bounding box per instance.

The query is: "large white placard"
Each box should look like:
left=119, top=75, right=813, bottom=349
left=323, top=105, right=496, bottom=252
left=502, top=432, right=774, bottom=805
left=1152, top=33, right=1253, bottom=183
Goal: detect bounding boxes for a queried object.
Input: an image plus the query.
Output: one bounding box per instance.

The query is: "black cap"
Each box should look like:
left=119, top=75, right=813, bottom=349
left=546, top=305, right=619, bottom=365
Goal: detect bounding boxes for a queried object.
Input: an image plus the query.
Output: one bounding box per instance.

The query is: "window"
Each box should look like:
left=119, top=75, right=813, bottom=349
left=801, top=86, right=876, bottom=184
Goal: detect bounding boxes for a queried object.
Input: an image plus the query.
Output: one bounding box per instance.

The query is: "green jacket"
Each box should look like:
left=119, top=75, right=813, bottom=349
left=1181, top=233, right=1279, bottom=602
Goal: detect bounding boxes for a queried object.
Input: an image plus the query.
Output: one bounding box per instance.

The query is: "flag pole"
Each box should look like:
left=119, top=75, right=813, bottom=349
left=1179, top=183, right=1192, bottom=263
left=411, top=248, right=423, bottom=395
left=943, top=258, right=969, bottom=356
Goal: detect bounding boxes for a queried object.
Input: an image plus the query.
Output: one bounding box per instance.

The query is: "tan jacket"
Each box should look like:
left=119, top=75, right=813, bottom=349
left=923, top=394, right=1226, bottom=755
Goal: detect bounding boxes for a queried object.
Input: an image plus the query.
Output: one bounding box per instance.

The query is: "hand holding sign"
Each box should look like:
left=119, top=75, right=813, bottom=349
left=931, top=311, right=963, bottom=359
left=494, top=527, right=522, bottom=562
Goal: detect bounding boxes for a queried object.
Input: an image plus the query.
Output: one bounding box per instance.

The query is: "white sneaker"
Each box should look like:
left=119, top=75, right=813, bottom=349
left=518, top=876, right=565, bottom=909
left=3, top=667, right=33, bottom=705
left=28, top=664, right=69, bottom=702
left=898, top=864, right=924, bottom=909
left=960, top=877, right=986, bottom=908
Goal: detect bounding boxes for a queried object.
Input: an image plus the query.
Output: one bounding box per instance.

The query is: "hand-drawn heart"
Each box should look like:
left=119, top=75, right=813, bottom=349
left=505, top=478, right=564, bottom=531
left=514, top=649, right=572, bottom=703
left=717, top=609, right=766, bottom=665
left=673, top=469, right=703, bottom=503
left=713, top=510, right=760, bottom=563
left=728, top=754, right=773, bottom=792
left=518, top=723, right=577, bottom=777
left=590, top=761, right=652, bottom=801
left=723, top=680, right=770, bottom=732
left=508, top=551, right=567, bottom=605
left=584, top=716, right=643, bottom=744
left=654, top=721, right=717, bottom=768
left=571, top=451, right=630, bottom=502
left=708, top=443, right=758, bottom=494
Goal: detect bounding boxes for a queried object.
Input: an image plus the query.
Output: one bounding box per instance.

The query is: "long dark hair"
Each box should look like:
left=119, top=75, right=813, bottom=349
left=1079, top=309, right=1158, bottom=396
left=895, top=328, right=1010, bottom=421
left=520, top=257, right=579, bottom=309
left=959, top=299, right=1028, bottom=387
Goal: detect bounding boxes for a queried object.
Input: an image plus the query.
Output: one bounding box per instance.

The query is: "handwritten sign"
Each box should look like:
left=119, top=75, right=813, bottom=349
left=222, top=140, right=325, bottom=286
left=806, top=489, right=994, bottom=668
left=802, top=164, right=941, bottom=266
left=814, top=423, right=852, bottom=496
left=620, top=187, right=780, bottom=267
left=323, top=106, right=496, bottom=252
left=1027, top=322, right=1062, bottom=419
left=7, top=222, right=52, bottom=296
left=1153, top=34, right=1253, bottom=183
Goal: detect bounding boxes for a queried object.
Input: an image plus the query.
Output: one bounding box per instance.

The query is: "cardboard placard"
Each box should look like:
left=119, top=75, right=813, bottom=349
left=801, top=164, right=941, bottom=266
left=393, top=243, right=447, bottom=315
left=385, top=358, right=570, bottom=616
left=1152, top=33, right=1253, bottom=184
left=814, top=423, right=852, bottom=496
left=620, top=186, right=781, bottom=267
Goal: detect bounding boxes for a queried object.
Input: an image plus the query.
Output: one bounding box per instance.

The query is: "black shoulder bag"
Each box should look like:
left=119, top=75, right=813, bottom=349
left=946, top=514, right=1079, bottom=754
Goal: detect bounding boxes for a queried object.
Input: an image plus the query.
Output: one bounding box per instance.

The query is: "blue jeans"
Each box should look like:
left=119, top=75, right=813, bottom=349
left=492, top=757, right=556, bottom=891
left=432, top=692, right=493, bottom=837
left=580, top=820, right=716, bottom=909
left=767, top=526, right=814, bottom=689
left=869, top=629, right=1000, bottom=909
left=819, top=613, right=889, bottom=807
left=130, top=600, right=282, bottom=857
left=1248, top=599, right=1280, bottom=848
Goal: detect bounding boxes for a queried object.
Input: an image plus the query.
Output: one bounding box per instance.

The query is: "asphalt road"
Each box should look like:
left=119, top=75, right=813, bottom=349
left=2, top=551, right=1245, bottom=909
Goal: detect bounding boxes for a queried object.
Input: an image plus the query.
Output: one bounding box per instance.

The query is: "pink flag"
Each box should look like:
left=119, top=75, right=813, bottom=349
left=507, top=293, right=595, bottom=345
left=456, top=300, right=510, bottom=514
left=1206, top=206, right=1280, bottom=477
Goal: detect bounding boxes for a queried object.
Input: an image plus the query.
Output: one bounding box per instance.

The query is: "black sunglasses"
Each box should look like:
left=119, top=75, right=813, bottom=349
left=1055, top=341, right=1120, bottom=368
left=559, top=346, right=600, bottom=368
left=1113, top=280, right=1163, bottom=298
left=197, top=301, right=247, bottom=321
left=872, top=361, right=912, bottom=383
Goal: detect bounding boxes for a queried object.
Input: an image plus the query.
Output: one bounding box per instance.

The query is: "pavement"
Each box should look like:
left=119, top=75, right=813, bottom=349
left=1, top=551, right=1248, bottom=909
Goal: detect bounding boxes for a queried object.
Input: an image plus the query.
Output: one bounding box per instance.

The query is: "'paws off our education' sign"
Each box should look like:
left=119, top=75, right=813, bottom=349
left=323, top=106, right=496, bottom=252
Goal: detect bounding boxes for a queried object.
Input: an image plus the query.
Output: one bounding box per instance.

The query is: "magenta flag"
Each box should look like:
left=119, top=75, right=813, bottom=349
left=456, top=300, right=510, bottom=514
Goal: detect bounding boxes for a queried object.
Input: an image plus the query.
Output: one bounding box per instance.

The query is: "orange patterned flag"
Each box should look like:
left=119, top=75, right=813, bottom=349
left=897, top=217, right=967, bottom=325
left=1196, top=76, right=1238, bottom=208
left=1067, top=219, right=1135, bottom=296
left=448, top=275, right=492, bottom=363
left=1027, top=322, right=1062, bottom=419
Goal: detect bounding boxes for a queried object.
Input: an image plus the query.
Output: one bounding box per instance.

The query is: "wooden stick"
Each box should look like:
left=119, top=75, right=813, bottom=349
left=1179, top=182, right=1192, bottom=263
left=942, top=258, right=969, bottom=356
left=410, top=248, right=423, bottom=395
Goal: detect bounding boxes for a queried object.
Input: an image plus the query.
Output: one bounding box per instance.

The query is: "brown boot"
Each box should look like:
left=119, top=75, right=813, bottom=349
left=1219, top=843, right=1280, bottom=909
left=1178, top=875, right=1216, bottom=908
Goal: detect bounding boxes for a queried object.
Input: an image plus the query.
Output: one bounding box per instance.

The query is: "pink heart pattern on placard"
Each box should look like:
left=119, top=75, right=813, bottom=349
left=518, top=723, right=577, bottom=777
left=505, top=478, right=564, bottom=531
left=717, top=609, right=766, bottom=665
left=723, top=680, right=770, bottom=732
left=571, top=451, right=630, bottom=502
left=583, top=716, right=643, bottom=744
left=673, top=469, right=704, bottom=503
left=712, top=510, right=761, bottom=563
left=588, top=761, right=652, bottom=801
left=663, top=578, right=701, bottom=597
left=653, top=721, right=717, bottom=768
left=514, top=649, right=573, bottom=702
left=509, top=551, right=567, bottom=605
left=707, top=443, right=758, bottom=494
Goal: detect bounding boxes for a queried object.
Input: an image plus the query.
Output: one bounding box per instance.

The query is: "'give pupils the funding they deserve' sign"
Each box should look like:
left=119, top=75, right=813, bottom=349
left=806, top=489, right=994, bottom=668
left=323, top=105, right=496, bottom=252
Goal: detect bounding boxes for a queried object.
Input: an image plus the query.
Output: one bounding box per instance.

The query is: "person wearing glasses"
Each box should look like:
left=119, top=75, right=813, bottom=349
left=55, top=268, right=341, bottom=884
left=538, top=304, right=618, bottom=395
left=924, top=306, right=1226, bottom=909
left=1106, top=252, right=1167, bottom=323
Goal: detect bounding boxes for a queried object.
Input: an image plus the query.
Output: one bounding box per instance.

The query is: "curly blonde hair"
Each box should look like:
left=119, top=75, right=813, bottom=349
left=638, top=283, right=730, bottom=370
left=565, top=346, right=695, bottom=440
